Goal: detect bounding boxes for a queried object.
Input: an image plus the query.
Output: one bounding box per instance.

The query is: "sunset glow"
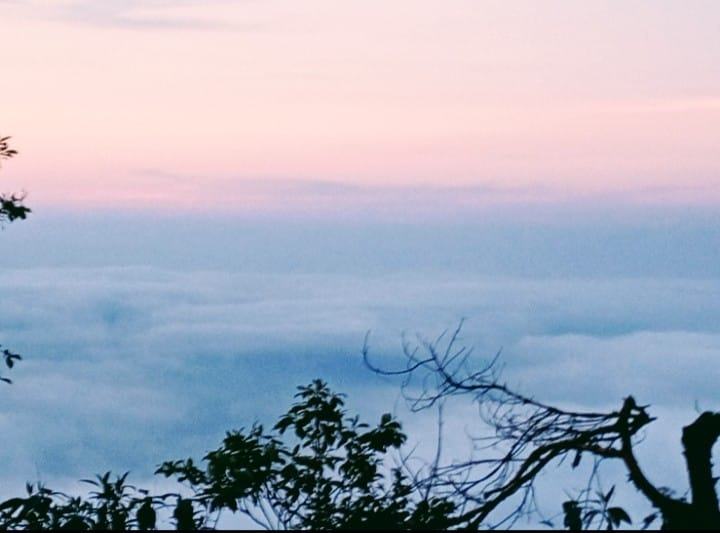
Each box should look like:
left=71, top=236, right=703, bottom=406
left=3, top=0, right=719, bottom=212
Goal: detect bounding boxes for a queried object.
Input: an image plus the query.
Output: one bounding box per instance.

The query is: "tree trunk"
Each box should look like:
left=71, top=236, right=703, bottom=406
left=662, top=412, right=720, bottom=530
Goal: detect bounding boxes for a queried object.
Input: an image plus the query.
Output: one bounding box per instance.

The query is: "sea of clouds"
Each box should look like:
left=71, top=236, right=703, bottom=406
left=1, top=208, right=719, bottom=526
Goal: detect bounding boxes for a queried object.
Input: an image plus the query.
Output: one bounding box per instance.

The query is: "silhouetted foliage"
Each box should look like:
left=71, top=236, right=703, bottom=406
left=0, top=135, right=27, bottom=385
left=0, top=474, right=173, bottom=530
left=363, top=320, right=720, bottom=530
left=157, top=379, right=459, bottom=530
left=0, top=345, right=22, bottom=384
left=0, top=136, right=30, bottom=224
left=0, top=192, right=31, bottom=223
left=0, top=381, right=460, bottom=530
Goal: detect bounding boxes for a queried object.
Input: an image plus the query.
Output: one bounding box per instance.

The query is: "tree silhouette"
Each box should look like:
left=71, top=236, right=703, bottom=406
left=0, top=135, right=28, bottom=385
left=157, top=379, right=459, bottom=530
left=363, top=321, right=720, bottom=530
left=0, top=136, right=30, bottom=224
left=0, top=380, right=460, bottom=530
left=0, top=473, right=178, bottom=530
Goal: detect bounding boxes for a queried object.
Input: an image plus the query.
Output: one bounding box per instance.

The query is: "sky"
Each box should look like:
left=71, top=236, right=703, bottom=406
left=2, top=0, right=720, bottom=214
left=2, top=0, right=720, bottom=529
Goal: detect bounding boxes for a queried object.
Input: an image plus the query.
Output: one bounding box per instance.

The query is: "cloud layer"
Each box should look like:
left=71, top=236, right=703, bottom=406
left=1, top=265, right=718, bottom=479
left=1, top=212, right=718, bottom=525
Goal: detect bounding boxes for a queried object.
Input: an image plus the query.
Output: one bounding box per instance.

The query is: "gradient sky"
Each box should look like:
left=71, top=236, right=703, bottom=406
left=2, top=0, right=720, bottom=213
left=2, top=3, right=720, bottom=527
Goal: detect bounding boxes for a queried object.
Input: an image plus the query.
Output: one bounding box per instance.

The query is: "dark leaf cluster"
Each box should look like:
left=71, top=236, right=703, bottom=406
left=157, top=379, right=459, bottom=530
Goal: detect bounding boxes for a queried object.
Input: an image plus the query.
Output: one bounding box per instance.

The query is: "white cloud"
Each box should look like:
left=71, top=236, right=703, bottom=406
left=1, top=266, right=718, bottom=481
left=1, top=208, right=719, bottom=525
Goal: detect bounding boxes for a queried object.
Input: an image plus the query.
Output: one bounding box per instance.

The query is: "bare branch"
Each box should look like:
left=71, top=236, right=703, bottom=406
left=363, top=321, right=691, bottom=528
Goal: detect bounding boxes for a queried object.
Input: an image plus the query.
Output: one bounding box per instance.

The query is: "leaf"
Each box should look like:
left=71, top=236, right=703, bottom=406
left=0, top=498, right=26, bottom=512
left=603, top=485, right=615, bottom=503
left=607, top=506, right=632, bottom=527
left=641, top=513, right=658, bottom=529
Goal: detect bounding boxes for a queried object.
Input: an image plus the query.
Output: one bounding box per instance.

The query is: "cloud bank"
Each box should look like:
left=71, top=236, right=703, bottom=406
left=0, top=211, right=717, bottom=525
left=1, top=266, right=718, bottom=475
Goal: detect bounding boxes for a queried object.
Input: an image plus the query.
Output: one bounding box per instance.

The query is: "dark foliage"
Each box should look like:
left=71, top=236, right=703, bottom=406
left=0, top=135, right=27, bottom=385
left=157, top=379, right=459, bottom=529
left=0, top=474, right=173, bottom=530
left=0, top=381, right=459, bottom=530
left=0, top=136, right=31, bottom=224
left=0, top=345, right=22, bottom=384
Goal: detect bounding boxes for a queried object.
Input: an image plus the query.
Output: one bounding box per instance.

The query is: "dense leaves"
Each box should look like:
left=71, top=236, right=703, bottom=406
left=0, top=474, right=173, bottom=530
left=157, top=380, right=458, bottom=529
left=0, top=192, right=31, bottom=222
left=0, top=381, right=458, bottom=530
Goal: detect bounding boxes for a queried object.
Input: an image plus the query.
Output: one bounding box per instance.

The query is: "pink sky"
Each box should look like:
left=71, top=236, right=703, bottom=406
left=2, top=0, right=719, bottom=213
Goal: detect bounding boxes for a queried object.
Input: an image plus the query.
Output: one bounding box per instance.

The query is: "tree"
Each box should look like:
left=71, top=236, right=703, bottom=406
left=157, top=379, right=459, bottom=530
left=0, top=380, right=460, bottom=530
left=0, top=135, right=28, bottom=385
left=0, top=135, right=30, bottom=224
left=0, top=472, right=177, bottom=530
left=363, top=321, right=720, bottom=530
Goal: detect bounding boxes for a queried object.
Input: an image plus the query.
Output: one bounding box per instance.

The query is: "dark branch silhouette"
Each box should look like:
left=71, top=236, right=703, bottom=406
left=363, top=320, right=720, bottom=529
left=0, top=135, right=28, bottom=385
